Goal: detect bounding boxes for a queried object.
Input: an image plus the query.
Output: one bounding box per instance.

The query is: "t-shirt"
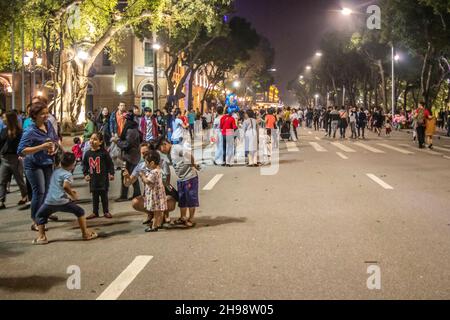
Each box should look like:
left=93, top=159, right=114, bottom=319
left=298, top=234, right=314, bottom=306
left=265, top=115, right=276, bottom=129
left=172, top=118, right=184, bottom=141
left=145, top=116, right=154, bottom=142
left=220, top=114, right=237, bottom=136
left=188, top=112, right=196, bottom=125
left=167, top=144, right=198, bottom=182
left=45, top=168, right=73, bottom=206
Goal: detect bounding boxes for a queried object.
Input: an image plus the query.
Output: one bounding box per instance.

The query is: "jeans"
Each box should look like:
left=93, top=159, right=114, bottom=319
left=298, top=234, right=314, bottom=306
left=350, top=122, right=357, bottom=139
left=120, top=162, right=141, bottom=199
left=35, top=201, right=84, bottom=226
left=358, top=125, right=366, bottom=138
left=331, top=121, right=339, bottom=138
left=93, top=190, right=109, bottom=215
left=0, top=155, right=28, bottom=203
left=25, top=165, right=53, bottom=222
left=222, top=135, right=235, bottom=165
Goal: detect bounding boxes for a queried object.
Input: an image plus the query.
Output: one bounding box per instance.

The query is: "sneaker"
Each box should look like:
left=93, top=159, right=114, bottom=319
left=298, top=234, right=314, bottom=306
left=114, top=198, right=128, bottom=203
left=103, top=212, right=113, bottom=219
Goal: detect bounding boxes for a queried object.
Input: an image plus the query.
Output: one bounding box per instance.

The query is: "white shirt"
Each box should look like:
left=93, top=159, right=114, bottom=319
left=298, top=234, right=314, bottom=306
left=172, top=118, right=184, bottom=140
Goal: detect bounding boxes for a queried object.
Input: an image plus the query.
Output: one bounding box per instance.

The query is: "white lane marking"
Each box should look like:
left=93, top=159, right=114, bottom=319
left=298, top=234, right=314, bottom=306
left=309, top=142, right=327, bottom=152
left=366, top=174, right=394, bottom=190
left=315, top=137, right=321, bottom=141
left=97, top=256, right=153, bottom=300
left=286, top=141, right=300, bottom=152
left=203, top=174, right=224, bottom=191
left=377, top=143, right=414, bottom=155
left=444, top=156, right=450, bottom=160
left=336, top=152, right=348, bottom=160
left=331, top=142, right=356, bottom=153
left=398, top=144, right=442, bottom=156
left=430, top=146, right=450, bottom=153
left=353, top=142, right=385, bottom=154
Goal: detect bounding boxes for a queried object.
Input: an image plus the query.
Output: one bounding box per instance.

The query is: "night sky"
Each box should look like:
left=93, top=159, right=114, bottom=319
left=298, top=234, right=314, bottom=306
left=234, top=0, right=375, bottom=104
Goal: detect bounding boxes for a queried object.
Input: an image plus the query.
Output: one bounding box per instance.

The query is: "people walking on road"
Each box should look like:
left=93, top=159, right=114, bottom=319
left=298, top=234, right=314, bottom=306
left=425, top=108, right=436, bottom=149
left=373, top=108, right=384, bottom=136
left=32, top=152, right=98, bottom=245
left=115, top=113, right=141, bottom=202
left=339, top=106, right=348, bottom=139
left=413, top=103, right=428, bottom=149
left=329, top=106, right=340, bottom=139
left=243, top=110, right=258, bottom=167
left=349, top=107, right=357, bottom=139
left=220, top=109, right=238, bottom=167
left=357, top=107, right=367, bottom=139
left=213, top=106, right=224, bottom=166
left=171, top=111, right=188, bottom=145
left=137, top=151, right=168, bottom=232
left=18, top=100, right=60, bottom=231
left=0, top=111, right=28, bottom=209
left=83, top=132, right=115, bottom=219
left=154, top=137, right=200, bottom=228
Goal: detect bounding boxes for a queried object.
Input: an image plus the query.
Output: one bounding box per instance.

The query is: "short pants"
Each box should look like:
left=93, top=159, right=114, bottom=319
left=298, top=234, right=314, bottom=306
left=35, top=202, right=85, bottom=226
left=177, top=176, right=199, bottom=208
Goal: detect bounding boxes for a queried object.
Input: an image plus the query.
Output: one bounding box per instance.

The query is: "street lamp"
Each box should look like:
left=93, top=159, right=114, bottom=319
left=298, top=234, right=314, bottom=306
left=306, top=65, right=312, bottom=71
left=391, top=45, right=401, bottom=116
left=341, top=8, right=352, bottom=16
left=315, top=51, right=323, bottom=57
left=152, top=41, right=161, bottom=110
left=117, top=85, right=126, bottom=95
left=233, top=80, right=241, bottom=89
left=314, top=94, right=320, bottom=106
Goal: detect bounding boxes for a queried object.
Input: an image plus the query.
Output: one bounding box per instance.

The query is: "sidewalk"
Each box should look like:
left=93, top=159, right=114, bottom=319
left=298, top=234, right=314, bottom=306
left=400, top=128, right=450, bottom=140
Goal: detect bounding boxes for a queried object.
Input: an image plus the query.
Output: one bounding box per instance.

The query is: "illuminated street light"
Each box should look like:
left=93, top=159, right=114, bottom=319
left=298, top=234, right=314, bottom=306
left=152, top=43, right=161, bottom=50
left=23, top=56, right=31, bottom=66
left=306, top=65, right=312, bottom=71
left=233, top=80, right=241, bottom=88
left=117, top=85, right=126, bottom=95
left=341, top=8, right=352, bottom=15
left=299, top=75, right=304, bottom=80
left=268, top=68, right=277, bottom=72
left=315, top=52, right=323, bottom=57
left=394, top=54, right=400, bottom=61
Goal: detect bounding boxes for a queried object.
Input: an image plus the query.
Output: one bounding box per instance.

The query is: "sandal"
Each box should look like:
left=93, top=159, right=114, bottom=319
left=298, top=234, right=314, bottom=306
left=145, top=226, right=159, bottom=233
left=83, top=231, right=98, bottom=241
left=31, top=224, right=48, bottom=232
left=32, top=238, right=49, bottom=245
left=173, top=218, right=187, bottom=226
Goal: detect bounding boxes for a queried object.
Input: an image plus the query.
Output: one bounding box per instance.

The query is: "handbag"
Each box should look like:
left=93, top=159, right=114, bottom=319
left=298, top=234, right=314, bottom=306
left=165, top=184, right=179, bottom=202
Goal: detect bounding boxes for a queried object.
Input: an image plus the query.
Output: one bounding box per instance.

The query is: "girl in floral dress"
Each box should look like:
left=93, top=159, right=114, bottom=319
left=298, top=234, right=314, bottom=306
left=139, top=151, right=167, bottom=232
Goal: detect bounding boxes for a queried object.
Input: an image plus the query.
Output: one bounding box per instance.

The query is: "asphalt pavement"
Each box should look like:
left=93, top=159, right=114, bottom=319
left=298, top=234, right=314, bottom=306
left=1, top=127, right=449, bottom=300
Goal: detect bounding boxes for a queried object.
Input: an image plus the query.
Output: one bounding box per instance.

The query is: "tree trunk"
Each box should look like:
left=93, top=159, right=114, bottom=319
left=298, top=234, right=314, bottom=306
left=376, top=60, right=387, bottom=112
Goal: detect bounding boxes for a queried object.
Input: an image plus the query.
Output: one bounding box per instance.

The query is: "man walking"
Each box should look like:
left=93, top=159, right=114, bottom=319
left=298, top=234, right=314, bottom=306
left=414, top=103, right=428, bottom=149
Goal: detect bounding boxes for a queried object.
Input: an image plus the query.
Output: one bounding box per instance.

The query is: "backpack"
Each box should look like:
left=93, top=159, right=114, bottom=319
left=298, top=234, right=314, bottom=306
left=416, top=108, right=425, bottom=126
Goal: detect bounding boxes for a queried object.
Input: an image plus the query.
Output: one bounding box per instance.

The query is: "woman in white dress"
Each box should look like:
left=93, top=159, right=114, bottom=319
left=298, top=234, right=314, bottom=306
left=243, top=110, right=258, bottom=167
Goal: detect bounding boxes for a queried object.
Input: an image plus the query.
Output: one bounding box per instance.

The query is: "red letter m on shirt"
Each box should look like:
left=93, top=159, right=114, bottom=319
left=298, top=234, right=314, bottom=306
left=89, top=157, right=101, bottom=174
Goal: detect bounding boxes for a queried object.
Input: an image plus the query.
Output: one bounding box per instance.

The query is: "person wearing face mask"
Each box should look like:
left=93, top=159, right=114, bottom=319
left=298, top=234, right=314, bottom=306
left=96, top=107, right=111, bottom=147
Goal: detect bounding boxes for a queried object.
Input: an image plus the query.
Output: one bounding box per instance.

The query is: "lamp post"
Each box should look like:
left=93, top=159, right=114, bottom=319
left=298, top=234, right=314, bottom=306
left=152, top=34, right=161, bottom=111
left=391, top=45, right=400, bottom=116
left=23, top=50, right=43, bottom=105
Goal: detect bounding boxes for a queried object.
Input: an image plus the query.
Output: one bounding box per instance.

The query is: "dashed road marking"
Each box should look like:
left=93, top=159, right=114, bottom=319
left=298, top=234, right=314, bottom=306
left=377, top=143, right=414, bottom=155
left=353, top=142, right=385, bottom=154
left=286, top=141, right=300, bottom=152
left=430, top=146, right=450, bottom=153
left=336, top=152, right=348, bottom=160
left=399, top=144, right=442, bottom=156
left=97, top=256, right=153, bottom=300
left=309, top=142, right=327, bottom=152
left=331, top=142, right=356, bottom=153
left=366, top=174, right=394, bottom=190
left=203, top=174, right=224, bottom=191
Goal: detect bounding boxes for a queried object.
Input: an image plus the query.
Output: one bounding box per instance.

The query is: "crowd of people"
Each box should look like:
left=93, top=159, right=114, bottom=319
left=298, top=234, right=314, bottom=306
left=0, top=95, right=448, bottom=244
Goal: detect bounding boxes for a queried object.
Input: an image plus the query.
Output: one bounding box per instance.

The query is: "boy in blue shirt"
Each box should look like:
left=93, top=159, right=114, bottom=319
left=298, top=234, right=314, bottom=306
left=32, top=152, right=98, bottom=245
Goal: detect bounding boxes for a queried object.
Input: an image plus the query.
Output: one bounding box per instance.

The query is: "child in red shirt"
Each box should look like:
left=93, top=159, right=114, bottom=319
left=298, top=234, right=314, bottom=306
left=72, top=137, right=83, bottom=162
